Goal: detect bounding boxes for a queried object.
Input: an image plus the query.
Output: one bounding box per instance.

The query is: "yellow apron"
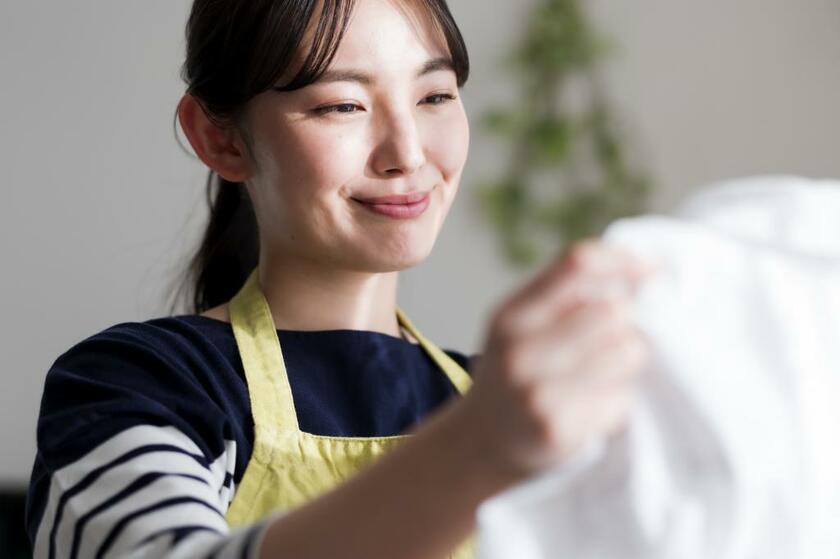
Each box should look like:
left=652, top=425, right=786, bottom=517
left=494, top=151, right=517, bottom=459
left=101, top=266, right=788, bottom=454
left=225, top=269, right=475, bottom=557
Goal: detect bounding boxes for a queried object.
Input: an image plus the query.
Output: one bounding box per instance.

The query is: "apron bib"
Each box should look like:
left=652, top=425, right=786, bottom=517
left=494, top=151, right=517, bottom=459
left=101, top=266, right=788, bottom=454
left=225, top=270, right=475, bottom=558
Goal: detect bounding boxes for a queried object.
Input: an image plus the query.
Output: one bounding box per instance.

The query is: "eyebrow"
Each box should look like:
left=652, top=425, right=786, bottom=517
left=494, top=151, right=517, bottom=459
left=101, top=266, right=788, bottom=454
left=312, top=56, right=455, bottom=85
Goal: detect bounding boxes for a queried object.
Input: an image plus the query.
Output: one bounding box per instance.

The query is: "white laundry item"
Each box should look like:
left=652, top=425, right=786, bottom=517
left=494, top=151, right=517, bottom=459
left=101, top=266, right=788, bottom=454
left=475, top=175, right=840, bottom=559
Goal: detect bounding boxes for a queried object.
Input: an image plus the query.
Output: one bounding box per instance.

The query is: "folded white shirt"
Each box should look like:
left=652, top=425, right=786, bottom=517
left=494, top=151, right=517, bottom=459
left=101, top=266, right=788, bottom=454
left=476, top=175, right=840, bottom=559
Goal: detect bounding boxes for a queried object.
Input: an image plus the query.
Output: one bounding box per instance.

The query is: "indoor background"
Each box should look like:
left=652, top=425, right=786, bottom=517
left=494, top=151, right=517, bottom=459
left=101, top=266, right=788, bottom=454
left=2, top=0, right=840, bottom=554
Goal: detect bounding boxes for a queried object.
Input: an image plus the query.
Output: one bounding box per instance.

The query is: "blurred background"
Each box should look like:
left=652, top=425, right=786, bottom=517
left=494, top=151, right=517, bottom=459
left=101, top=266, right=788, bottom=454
left=2, top=0, right=839, bottom=555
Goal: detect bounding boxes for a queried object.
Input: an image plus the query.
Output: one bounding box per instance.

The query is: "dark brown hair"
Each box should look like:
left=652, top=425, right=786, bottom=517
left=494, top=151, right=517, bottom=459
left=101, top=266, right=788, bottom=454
left=171, top=0, right=470, bottom=314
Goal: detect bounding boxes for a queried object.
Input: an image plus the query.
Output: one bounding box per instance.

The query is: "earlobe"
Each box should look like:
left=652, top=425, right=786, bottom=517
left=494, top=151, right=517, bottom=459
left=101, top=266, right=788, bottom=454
left=177, top=94, right=252, bottom=182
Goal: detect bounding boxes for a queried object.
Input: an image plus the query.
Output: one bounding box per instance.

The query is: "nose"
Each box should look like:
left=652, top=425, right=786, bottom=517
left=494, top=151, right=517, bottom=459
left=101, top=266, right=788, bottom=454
left=370, top=110, right=426, bottom=177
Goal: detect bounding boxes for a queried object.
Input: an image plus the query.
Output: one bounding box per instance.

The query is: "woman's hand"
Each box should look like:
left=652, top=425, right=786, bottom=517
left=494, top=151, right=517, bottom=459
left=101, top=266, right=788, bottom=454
left=454, top=238, right=656, bottom=484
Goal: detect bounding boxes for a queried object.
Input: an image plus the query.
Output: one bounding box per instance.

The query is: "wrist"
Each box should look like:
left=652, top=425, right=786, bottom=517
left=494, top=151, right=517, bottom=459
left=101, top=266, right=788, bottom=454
left=420, top=395, right=522, bottom=503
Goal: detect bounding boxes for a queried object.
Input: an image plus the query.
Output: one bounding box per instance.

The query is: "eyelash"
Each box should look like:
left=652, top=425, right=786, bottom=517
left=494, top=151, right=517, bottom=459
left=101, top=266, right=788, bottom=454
left=315, top=93, right=457, bottom=115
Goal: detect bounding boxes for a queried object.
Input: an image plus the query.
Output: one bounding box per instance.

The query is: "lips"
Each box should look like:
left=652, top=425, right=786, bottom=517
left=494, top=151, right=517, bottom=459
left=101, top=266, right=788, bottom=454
left=351, top=190, right=431, bottom=219
left=351, top=190, right=431, bottom=205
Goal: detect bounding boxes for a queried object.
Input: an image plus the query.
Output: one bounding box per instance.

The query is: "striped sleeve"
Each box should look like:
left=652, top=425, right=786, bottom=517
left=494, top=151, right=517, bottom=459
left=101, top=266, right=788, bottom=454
left=25, top=322, right=271, bottom=559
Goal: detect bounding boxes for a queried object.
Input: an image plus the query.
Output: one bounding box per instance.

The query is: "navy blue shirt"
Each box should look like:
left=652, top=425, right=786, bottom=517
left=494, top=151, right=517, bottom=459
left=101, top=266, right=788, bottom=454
left=26, top=314, right=474, bottom=558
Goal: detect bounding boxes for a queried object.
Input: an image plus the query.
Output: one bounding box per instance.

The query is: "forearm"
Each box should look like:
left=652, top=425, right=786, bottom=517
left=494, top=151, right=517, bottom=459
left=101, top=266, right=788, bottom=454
left=256, top=398, right=514, bottom=559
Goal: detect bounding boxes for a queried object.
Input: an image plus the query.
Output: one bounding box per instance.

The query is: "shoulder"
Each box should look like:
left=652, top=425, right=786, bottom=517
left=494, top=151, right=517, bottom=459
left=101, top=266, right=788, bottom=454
left=55, top=314, right=230, bottom=368
left=51, top=314, right=239, bottom=389
left=37, top=315, right=249, bottom=468
left=27, top=316, right=254, bottom=552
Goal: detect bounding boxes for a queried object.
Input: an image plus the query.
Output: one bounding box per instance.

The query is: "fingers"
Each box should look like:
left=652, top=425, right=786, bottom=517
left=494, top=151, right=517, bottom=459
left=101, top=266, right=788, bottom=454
left=495, top=238, right=656, bottom=338
left=467, top=237, right=656, bottom=475
left=497, top=297, right=639, bottom=384
left=520, top=346, right=642, bottom=459
left=546, top=333, right=645, bottom=419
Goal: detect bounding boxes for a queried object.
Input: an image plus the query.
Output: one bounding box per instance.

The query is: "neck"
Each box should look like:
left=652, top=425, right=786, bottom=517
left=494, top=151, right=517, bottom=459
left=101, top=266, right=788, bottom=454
left=256, top=250, right=402, bottom=339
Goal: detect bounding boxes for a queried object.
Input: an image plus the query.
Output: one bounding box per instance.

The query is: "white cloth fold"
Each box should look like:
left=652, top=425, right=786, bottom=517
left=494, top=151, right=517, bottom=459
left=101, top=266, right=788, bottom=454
left=476, top=175, right=840, bottom=559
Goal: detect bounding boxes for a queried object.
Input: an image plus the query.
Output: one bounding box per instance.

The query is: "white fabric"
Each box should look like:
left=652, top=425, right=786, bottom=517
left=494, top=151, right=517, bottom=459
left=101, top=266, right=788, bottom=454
left=476, top=175, right=840, bottom=559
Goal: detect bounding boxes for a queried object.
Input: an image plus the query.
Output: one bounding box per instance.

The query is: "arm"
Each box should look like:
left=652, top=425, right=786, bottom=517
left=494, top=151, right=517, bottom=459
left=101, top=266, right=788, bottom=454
left=29, top=424, right=266, bottom=559
left=27, top=324, right=268, bottom=559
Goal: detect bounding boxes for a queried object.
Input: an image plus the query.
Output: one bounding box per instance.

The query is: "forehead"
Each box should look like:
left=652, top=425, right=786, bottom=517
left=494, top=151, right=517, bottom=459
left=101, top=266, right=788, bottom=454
left=305, top=0, right=451, bottom=75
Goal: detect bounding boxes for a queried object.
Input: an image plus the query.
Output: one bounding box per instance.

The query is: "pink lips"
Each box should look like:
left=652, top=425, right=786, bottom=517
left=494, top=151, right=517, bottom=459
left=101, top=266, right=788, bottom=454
left=352, top=191, right=431, bottom=219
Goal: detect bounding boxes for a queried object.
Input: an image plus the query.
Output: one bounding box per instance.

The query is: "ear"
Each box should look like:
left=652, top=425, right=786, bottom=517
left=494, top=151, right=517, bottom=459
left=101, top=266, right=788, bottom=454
left=177, top=94, right=252, bottom=182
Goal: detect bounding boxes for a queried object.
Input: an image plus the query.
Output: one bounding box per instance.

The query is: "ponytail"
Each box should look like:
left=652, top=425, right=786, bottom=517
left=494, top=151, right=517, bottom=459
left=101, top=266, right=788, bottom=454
left=177, top=172, right=259, bottom=314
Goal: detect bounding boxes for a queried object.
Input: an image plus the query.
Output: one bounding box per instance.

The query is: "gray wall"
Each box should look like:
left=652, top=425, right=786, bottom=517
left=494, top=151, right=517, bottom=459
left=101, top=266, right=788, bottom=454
left=2, top=0, right=839, bottom=483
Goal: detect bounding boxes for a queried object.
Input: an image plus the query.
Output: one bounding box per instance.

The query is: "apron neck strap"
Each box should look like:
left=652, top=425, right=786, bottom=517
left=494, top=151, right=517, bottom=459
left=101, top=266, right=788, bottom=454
left=230, top=269, right=300, bottom=438
left=229, top=268, right=473, bottom=436
left=395, top=308, right=472, bottom=395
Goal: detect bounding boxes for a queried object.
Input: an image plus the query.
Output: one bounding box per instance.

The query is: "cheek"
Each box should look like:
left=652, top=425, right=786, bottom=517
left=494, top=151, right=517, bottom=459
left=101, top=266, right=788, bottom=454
left=249, top=121, right=367, bottom=246
left=427, top=110, right=470, bottom=189
left=271, top=126, right=367, bottom=200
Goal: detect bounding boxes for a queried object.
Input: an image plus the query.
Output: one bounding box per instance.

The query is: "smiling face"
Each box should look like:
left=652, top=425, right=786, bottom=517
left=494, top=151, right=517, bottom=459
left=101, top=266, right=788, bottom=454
left=238, top=0, right=470, bottom=273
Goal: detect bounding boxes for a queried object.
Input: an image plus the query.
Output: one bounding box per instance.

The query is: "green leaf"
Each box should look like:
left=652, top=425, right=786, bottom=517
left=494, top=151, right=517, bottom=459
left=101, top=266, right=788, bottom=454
left=471, top=0, right=656, bottom=269
left=505, top=236, right=540, bottom=266
left=530, top=118, right=572, bottom=162
left=481, top=109, right=524, bottom=137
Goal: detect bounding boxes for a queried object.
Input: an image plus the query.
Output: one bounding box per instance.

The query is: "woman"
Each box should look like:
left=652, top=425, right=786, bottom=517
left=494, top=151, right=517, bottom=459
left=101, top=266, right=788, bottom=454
left=25, top=0, right=654, bottom=557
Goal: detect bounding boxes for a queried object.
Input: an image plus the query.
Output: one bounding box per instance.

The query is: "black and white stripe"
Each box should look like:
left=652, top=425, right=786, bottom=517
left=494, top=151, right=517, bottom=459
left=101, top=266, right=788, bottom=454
left=32, top=425, right=264, bottom=559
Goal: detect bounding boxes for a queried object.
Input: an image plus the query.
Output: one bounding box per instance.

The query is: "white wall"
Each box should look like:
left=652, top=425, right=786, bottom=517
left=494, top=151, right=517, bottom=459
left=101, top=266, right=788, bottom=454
left=2, top=0, right=840, bottom=483
left=0, top=1, right=202, bottom=484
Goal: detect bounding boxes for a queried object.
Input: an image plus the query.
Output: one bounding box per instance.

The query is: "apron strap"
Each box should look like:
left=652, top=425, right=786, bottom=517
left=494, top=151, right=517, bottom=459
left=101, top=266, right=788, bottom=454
left=396, top=308, right=473, bottom=395
left=230, top=268, right=474, bottom=442
left=230, top=269, right=300, bottom=441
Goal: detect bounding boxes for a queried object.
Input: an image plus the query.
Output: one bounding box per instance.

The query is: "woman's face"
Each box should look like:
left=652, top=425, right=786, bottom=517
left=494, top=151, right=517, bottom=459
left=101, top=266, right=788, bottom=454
left=240, top=0, right=470, bottom=273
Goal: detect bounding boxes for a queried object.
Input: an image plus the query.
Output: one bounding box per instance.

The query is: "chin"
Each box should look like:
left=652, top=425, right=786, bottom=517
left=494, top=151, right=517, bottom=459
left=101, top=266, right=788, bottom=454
left=348, top=236, right=437, bottom=273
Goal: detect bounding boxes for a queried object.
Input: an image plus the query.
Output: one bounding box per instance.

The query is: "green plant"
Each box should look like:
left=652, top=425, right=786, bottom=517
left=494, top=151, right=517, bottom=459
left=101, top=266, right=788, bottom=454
left=476, top=0, right=654, bottom=266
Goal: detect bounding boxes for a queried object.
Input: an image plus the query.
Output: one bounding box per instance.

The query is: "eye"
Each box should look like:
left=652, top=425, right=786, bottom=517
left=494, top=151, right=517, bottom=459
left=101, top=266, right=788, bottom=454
left=421, top=93, right=457, bottom=106
left=314, top=103, right=363, bottom=115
